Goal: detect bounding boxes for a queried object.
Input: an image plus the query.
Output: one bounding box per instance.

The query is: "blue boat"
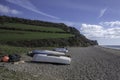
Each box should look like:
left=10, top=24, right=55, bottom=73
left=28, top=50, right=65, bottom=57
left=53, top=48, right=68, bottom=53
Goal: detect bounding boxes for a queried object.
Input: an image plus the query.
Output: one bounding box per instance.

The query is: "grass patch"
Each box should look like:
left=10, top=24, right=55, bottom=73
left=0, top=22, right=65, bottom=32
left=0, top=45, right=54, bottom=55
left=0, top=29, right=74, bottom=41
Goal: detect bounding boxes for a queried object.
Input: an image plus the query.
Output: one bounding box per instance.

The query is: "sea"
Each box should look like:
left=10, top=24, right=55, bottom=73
left=101, top=45, right=120, bottom=50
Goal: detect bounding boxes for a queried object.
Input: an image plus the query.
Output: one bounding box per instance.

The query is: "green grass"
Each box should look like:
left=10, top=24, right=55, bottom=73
left=0, top=23, right=65, bottom=32
left=0, top=29, right=74, bottom=41
left=0, top=45, right=54, bottom=55
left=0, top=45, right=31, bottom=55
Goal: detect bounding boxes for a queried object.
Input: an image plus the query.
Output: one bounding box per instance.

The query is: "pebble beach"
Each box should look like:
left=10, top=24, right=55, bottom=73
left=1, top=46, right=120, bottom=80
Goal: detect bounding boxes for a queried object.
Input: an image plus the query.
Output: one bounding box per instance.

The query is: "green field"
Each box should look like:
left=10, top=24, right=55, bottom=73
left=0, top=22, right=74, bottom=47
left=0, top=29, right=73, bottom=41
left=0, top=45, right=54, bottom=55
left=0, top=23, right=65, bottom=32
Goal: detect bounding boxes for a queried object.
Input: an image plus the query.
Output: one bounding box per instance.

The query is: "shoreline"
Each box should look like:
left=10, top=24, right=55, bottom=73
left=96, top=45, right=120, bottom=56
left=99, top=45, right=120, bottom=50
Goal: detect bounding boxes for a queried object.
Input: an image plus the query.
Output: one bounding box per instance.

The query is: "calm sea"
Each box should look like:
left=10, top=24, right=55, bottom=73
left=101, top=45, right=120, bottom=50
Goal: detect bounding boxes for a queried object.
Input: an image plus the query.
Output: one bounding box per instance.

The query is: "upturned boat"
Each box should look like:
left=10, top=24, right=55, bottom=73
left=32, top=54, right=71, bottom=64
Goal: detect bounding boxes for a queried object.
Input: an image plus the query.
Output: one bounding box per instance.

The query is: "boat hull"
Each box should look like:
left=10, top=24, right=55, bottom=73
left=53, top=48, right=68, bottom=53
left=32, top=54, right=71, bottom=64
left=29, top=50, right=65, bottom=57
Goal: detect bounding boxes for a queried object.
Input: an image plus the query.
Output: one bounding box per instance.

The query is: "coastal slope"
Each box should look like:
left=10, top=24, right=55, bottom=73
left=0, top=16, right=98, bottom=47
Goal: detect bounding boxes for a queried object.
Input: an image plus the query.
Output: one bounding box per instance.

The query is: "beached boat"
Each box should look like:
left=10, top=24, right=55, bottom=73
left=53, top=48, right=68, bottom=53
left=28, top=50, right=65, bottom=57
left=32, top=54, right=71, bottom=64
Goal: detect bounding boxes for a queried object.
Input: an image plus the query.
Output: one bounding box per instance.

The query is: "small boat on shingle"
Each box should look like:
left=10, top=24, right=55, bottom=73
left=32, top=54, right=71, bottom=65
left=53, top=48, right=68, bottom=53
left=28, top=50, right=65, bottom=57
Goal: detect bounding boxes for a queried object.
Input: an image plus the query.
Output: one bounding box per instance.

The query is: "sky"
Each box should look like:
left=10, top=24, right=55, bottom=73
left=0, top=0, right=120, bottom=45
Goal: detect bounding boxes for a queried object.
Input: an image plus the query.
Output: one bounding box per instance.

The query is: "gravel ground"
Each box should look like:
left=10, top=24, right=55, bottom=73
left=1, top=46, right=120, bottom=80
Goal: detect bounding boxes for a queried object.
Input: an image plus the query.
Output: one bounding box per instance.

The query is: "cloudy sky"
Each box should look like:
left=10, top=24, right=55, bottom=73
left=0, top=0, right=120, bottom=45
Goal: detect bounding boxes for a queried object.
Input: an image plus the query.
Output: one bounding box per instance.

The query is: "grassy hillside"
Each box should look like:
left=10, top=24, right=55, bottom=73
left=0, top=23, right=65, bottom=32
left=0, top=22, right=75, bottom=47
left=0, top=21, right=73, bottom=41
left=0, top=29, right=73, bottom=41
left=0, top=16, right=98, bottom=47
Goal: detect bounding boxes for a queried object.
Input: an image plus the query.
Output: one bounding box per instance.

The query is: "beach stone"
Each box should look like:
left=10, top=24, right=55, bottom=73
left=2, top=46, right=120, bottom=80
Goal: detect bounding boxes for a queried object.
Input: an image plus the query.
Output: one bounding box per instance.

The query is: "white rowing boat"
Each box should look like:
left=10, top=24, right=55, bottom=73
left=32, top=54, right=71, bottom=64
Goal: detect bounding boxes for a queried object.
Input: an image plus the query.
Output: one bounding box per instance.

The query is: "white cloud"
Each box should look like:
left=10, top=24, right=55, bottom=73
left=11, top=9, right=20, bottom=14
left=100, top=21, right=120, bottom=27
left=0, top=4, right=20, bottom=14
left=81, top=24, right=105, bottom=38
left=98, top=8, right=107, bottom=18
left=81, top=22, right=120, bottom=39
left=6, top=0, right=60, bottom=19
